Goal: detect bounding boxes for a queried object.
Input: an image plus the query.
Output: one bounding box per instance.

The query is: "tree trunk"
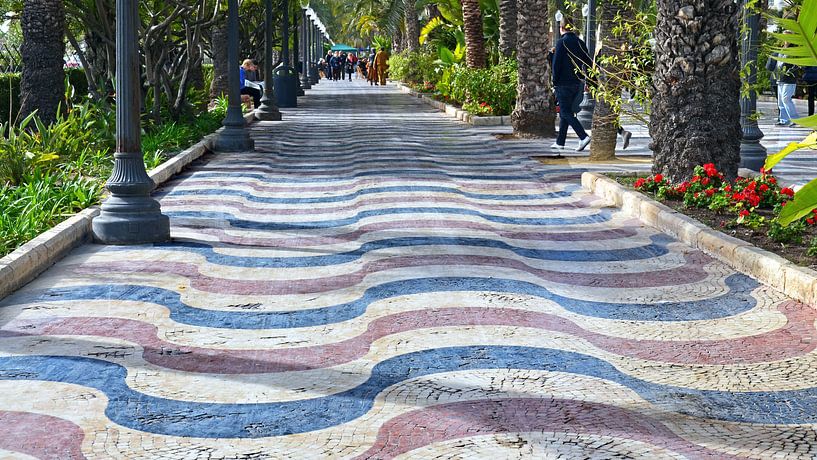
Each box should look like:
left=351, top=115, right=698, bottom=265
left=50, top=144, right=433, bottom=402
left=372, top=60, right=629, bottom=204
left=650, top=0, right=740, bottom=182
left=405, top=0, right=420, bottom=52
left=20, top=0, right=65, bottom=125
left=209, top=19, right=229, bottom=105
left=499, top=0, right=517, bottom=57
left=393, top=26, right=404, bottom=53
left=511, top=0, right=555, bottom=137
left=589, top=0, right=630, bottom=161
left=462, top=0, right=487, bottom=68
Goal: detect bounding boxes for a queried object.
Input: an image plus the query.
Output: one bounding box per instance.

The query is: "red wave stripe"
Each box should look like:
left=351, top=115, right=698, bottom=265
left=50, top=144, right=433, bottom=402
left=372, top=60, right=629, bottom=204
left=0, top=411, right=86, bottom=459
left=70, top=252, right=711, bottom=295
left=354, top=398, right=743, bottom=460
left=7, top=301, right=807, bottom=375
left=158, top=193, right=600, bottom=215
left=178, top=220, right=642, bottom=249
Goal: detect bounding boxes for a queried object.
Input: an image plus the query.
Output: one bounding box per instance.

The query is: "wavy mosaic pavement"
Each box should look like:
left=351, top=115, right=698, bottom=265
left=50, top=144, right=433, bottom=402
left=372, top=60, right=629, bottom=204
left=1, top=81, right=816, bottom=459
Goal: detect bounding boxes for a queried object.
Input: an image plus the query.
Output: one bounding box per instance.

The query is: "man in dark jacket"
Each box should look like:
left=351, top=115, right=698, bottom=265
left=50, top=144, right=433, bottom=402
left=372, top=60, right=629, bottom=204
left=551, top=20, right=593, bottom=152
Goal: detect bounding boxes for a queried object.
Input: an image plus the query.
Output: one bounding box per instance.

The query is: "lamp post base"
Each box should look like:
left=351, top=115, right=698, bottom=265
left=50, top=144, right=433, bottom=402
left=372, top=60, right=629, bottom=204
left=577, top=92, right=595, bottom=130
left=739, top=140, right=767, bottom=171
left=255, top=103, right=282, bottom=121
left=215, top=125, right=255, bottom=151
left=92, top=196, right=170, bottom=244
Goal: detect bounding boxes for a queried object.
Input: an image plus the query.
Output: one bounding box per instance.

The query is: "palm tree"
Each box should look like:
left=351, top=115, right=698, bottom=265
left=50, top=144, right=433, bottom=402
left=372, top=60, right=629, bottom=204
left=589, top=0, right=632, bottom=161
left=20, top=0, right=65, bottom=125
left=650, top=0, right=740, bottom=181
left=462, top=0, right=486, bottom=68
left=499, top=0, right=517, bottom=57
left=405, top=0, right=420, bottom=51
left=511, top=0, right=554, bottom=136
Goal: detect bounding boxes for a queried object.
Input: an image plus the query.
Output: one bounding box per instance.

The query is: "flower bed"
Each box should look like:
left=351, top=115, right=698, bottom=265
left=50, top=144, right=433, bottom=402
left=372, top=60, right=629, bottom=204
left=618, top=164, right=817, bottom=269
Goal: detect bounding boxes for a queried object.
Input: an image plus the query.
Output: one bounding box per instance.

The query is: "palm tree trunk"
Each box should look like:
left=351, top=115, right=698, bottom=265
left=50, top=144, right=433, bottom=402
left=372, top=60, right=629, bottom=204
left=462, top=0, right=487, bottom=68
left=20, top=0, right=65, bottom=125
left=589, top=0, right=630, bottom=161
left=499, top=0, right=517, bottom=57
left=511, top=0, right=555, bottom=137
left=650, top=0, right=740, bottom=181
left=405, top=0, right=420, bottom=52
left=209, top=18, right=229, bottom=105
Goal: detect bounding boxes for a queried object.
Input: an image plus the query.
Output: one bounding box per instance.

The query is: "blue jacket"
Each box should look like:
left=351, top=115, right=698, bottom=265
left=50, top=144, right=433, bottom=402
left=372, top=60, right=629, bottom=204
left=552, top=31, right=592, bottom=86
left=239, top=67, right=246, bottom=89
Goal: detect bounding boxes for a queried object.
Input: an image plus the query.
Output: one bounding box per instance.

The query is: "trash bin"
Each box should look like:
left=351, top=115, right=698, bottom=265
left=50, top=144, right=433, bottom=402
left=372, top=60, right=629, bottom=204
left=273, top=64, right=298, bottom=108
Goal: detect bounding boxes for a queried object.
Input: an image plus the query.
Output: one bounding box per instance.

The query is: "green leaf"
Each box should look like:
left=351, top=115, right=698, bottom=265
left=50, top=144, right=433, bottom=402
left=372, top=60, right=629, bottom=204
left=420, top=16, right=445, bottom=45
left=793, top=113, right=817, bottom=129
left=778, top=177, right=817, bottom=225
left=439, top=46, right=455, bottom=65
left=764, top=131, right=817, bottom=171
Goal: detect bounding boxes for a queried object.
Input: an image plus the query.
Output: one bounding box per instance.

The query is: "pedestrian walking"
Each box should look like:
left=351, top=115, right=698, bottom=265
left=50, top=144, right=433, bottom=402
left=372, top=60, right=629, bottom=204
left=776, top=60, right=800, bottom=126
left=804, top=66, right=817, bottom=116
left=551, top=20, right=592, bottom=152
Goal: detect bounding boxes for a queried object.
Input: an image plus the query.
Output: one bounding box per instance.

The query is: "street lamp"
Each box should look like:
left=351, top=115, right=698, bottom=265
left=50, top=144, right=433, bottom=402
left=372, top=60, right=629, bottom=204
left=739, top=0, right=766, bottom=170
left=256, top=0, right=282, bottom=120
left=274, top=0, right=298, bottom=107
left=577, top=0, right=596, bottom=130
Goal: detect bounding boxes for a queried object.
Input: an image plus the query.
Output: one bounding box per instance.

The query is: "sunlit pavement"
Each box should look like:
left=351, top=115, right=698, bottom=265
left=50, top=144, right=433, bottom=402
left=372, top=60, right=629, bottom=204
left=0, top=79, right=815, bottom=458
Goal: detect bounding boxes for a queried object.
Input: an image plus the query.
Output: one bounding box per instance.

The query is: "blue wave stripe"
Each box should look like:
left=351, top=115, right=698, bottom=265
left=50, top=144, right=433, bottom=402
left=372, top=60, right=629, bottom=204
left=0, top=346, right=811, bottom=439
left=99, top=234, right=675, bottom=268
left=183, top=170, right=536, bottom=183
left=156, top=185, right=581, bottom=203
left=263, top=147, right=508, bottom=158
left=10, top=276, right=758, bottom=329
left=164, top=208, right=612, bottom=230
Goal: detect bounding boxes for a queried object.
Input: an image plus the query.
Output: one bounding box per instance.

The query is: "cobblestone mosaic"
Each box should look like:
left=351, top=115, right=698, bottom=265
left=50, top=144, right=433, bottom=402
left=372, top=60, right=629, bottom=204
left=0, top=81, right=816, bottom=458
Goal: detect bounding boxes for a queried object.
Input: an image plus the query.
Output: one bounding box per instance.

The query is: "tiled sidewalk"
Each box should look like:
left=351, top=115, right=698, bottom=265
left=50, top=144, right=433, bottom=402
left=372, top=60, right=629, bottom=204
left=0, top=80, right=815, bottom=458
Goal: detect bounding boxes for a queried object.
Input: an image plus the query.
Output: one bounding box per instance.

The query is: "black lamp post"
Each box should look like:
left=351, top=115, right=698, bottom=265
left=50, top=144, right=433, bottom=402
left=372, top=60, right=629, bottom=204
left=214, top=0, right=254, bottom=150
left=739, top=1, right=767, bottom=170
left=300, top=9, right=312, bottom=90
left=256, top=0, right=283, bottom=120
left=92, top=0, right=170, bottom=244
left=577, top=0, right=596, bottom=129
left=274, top=0, right=298, bottom=107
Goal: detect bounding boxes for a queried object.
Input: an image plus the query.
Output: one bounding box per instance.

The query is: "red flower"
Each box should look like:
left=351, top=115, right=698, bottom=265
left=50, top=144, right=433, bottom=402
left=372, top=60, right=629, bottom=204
left=724, top=185, right=732, bottom=192
left=676, top=181, right=689, bottom=193
left=747, top=194, right=760, bottom=207
left=781, top=187, right=795, bottom=197
left=759, top=183, right=769, bottom=193
left=701, top=177, right=710, bottom=186
left=705, top=188, right=715, bottom=197
left=653, top=174, right=664, bottom=183
left=807, top=218, right=816, bottom=225
left=634, top=178, right=646, bottom=188
left=768, top=177, right=777, bottom=184
left=703, top=163, right=718, bottom=177
left=739, top=209, right=750, bottom=217
left=691, top=175, right=700, bottom=183
left=746, top=181, right=757, bottom=191
left=732, top=192, right=744, bottom=201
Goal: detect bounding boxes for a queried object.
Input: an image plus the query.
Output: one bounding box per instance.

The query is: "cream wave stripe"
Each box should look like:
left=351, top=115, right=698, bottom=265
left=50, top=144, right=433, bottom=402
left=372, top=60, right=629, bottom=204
left=6, top=325, right=817, bottom=405
left=27, top=260, right=737, bottom=313
left=115, top=240, right=691, bottom=275
left=2, top=298, right=808, bottom=378
left=155, top=189, right=597, bottom=211
left=160, top=176, right=577, bottom=196
left=196, top=157, right=524, bottom=171
left=2, top=276, right=775, bottom=350
left=2, top=371, right=811, bottom=459
left=86, top=233, right=680, bottom=270
left=166, top=218, right=648, bottom=249
left=164, top=223, right=659, bottom=254
left=3, top=344, right=817, bottom=439
left=157, top=199, right=601, bottom=222
left=156, top=182, right=584, bottom=202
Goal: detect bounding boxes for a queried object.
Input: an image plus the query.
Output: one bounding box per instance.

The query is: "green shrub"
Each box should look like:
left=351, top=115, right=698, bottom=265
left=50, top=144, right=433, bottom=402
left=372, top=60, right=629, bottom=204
left=388, top=50, right=438, bottom=85
left=444, top=59, right=517, bottom=116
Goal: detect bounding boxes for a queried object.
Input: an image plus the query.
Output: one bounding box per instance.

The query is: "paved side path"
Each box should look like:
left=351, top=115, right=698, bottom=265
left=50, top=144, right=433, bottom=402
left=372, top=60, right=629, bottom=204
left=1, top=80, right=815, bottom=459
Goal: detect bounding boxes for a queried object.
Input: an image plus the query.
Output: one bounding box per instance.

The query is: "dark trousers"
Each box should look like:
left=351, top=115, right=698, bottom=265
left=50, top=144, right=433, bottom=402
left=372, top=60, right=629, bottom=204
left=808, top=83, right=817, bottom=116
left=240, top=87, right=261, bottom=108
left=555, top=84, right=588, bottom=146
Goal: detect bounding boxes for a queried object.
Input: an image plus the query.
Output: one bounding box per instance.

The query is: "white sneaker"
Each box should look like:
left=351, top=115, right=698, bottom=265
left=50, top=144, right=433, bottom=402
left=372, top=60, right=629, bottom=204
left=576, top=136, right=591, bottom=151
left=549, top=143, right=565, bottom=151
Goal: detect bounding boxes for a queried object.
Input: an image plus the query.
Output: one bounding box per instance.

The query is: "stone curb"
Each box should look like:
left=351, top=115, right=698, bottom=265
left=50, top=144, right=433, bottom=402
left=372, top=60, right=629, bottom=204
left=397, top=83, right=510, bottom=126
left=582, top=172, right=817, bottom=306
left=0, top=114, right=258, bottom=301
